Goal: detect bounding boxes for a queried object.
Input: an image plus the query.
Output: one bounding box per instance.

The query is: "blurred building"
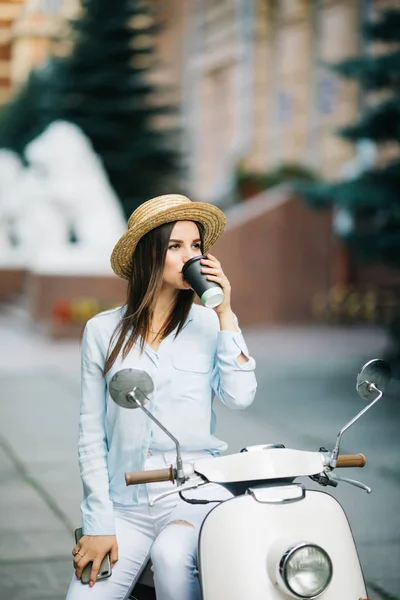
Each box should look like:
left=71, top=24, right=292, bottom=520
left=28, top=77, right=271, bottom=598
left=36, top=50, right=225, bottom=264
left=4, top=0, right=396, bottom=202
left=175, top=0, right=395, bottom=205
left=7, top=0, right=78, bottom=93
left=0, top=0, right=24, bottom=102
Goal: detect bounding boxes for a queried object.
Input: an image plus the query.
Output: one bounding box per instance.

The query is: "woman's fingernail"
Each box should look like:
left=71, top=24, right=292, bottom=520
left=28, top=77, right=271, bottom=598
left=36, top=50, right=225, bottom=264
left=111, top=563, right=115, bottom=568
left=90, top=581, right=94, bottom=588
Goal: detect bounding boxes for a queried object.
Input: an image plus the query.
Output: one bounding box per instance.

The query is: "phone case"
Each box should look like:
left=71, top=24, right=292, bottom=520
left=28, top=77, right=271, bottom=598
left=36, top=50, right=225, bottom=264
left=74, top=528, right=112, bottom=584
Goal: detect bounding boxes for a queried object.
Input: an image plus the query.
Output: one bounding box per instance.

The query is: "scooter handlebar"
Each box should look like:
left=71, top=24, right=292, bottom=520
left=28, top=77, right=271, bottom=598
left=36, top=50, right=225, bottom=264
left=336, top=454, right=366, bottom=468
left=125, top=465, right=176, bottom=486
left=125, top=454, right=366, bottom=485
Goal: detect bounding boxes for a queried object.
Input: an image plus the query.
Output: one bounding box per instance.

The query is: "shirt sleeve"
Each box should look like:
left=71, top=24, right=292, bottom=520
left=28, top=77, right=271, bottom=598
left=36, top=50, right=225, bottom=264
left=78, top=319, right=115, bottom=535
left=211, top=314, right=257, bottom=410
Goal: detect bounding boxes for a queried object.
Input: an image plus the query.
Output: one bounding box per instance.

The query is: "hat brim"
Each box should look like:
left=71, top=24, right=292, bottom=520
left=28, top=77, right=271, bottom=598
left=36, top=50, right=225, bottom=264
left=110, top=202, right=226, bottom=280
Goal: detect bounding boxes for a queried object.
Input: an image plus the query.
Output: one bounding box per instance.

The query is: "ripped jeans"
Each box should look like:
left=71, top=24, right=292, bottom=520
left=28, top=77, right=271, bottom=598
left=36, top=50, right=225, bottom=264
left=65, top=450, right=232, bottom=600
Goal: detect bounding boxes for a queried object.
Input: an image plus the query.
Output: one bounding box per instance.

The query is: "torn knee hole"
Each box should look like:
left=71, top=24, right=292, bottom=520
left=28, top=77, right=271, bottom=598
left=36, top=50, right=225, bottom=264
left=166, top=520, right=194, bottom=528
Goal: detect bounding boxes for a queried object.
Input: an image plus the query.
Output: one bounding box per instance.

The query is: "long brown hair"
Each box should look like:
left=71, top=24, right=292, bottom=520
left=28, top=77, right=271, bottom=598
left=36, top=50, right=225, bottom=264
left=104, top=220, right=205, bottom=375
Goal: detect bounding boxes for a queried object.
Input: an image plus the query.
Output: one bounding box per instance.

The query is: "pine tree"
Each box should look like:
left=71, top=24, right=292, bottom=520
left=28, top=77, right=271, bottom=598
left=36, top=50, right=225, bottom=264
left=0, top=67, right=51, bottom=159
left=302, top=7, right=400, bottom=266
left=51, top=0, right=181, bottom=216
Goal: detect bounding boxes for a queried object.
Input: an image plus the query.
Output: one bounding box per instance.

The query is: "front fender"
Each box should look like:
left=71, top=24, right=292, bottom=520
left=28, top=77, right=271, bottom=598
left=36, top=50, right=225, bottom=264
left=199, top=489, right=367, bottom=600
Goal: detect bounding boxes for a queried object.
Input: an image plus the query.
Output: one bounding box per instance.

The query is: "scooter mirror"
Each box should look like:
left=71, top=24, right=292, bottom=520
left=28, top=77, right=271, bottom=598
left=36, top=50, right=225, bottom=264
left=109, top=368, right=154, bottom=409
left=356, top=358, right=391, bottom=402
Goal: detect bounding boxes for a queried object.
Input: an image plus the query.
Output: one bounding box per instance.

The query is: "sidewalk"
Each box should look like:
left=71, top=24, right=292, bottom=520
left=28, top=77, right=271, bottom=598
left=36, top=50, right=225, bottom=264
left=0, top=302, right=397, bottom=600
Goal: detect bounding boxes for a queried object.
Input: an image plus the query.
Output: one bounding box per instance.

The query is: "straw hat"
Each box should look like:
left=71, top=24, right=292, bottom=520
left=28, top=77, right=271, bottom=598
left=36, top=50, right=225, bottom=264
left=110, top=194, right=226, bottom=280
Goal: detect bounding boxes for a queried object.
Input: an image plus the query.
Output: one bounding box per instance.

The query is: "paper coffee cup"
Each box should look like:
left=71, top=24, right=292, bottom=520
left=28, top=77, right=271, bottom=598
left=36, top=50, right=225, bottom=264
left=182, top=256, right=225, bottom=308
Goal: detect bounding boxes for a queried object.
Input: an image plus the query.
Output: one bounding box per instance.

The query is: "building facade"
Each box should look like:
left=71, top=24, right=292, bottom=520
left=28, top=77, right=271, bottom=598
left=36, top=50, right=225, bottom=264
left=0, top=0, right=24, bottom=102
left=179, top=0, right=367, bottom=205
left=4, top=0, right=78, bottom=95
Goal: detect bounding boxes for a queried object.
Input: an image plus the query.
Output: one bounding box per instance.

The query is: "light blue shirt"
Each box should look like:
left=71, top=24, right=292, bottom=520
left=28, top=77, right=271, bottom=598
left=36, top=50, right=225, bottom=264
left=79, top=304, right=257, bottom=534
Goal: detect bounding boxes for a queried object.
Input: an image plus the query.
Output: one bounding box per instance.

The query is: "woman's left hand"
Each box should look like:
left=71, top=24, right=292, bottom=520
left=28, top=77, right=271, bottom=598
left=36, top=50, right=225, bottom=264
left=200, top=253, right=232, bottom=314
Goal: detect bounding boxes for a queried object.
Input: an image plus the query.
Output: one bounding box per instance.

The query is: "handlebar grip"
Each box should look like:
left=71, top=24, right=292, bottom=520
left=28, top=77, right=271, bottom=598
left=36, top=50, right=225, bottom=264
left=336, top=454, right=366, bottom=468
left=125, top=465, right=175, bottom=486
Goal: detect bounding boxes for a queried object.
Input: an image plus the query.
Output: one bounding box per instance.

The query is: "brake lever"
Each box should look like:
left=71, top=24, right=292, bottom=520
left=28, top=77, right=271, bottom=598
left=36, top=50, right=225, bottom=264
left=330, top=473, right=372, bottom=494
left=149, top=476, right=207, bottom=506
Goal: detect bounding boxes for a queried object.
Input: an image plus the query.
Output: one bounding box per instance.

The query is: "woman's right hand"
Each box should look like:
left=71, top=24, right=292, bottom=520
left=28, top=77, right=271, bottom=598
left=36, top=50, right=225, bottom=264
left=72, top=534, right=118, bottom=586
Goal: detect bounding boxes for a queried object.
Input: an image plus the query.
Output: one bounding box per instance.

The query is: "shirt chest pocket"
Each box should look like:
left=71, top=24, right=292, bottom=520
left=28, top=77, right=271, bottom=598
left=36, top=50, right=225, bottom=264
left=171, top=353, right=213, bottom=399
left=172, top=353, right=212, bottom=374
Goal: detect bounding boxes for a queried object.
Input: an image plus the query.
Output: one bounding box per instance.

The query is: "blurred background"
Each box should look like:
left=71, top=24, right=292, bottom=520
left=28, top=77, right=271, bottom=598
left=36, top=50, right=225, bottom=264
left=0, top=0, right=399, bottom=599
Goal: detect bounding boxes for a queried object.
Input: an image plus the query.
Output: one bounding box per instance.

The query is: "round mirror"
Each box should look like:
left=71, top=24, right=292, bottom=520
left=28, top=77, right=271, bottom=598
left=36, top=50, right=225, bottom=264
left=109, top=368, right=154, bottom=409
left=356, top=358, right=391, bottom=402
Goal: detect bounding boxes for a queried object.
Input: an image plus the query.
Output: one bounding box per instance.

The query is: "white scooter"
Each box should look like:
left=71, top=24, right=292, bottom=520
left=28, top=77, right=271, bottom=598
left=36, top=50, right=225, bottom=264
left=109, top=358, right=391, bottom=600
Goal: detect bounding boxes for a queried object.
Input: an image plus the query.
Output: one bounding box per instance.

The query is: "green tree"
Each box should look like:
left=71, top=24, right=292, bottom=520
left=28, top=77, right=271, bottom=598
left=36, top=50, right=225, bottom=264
left=0, top=68, right=50, bottom=160
left=52, top=0, right=181, bottom=216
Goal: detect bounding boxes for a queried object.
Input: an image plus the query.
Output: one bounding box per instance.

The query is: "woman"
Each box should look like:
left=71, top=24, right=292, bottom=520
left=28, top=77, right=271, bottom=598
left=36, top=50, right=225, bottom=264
left=66, top=194, right=257, bottom=600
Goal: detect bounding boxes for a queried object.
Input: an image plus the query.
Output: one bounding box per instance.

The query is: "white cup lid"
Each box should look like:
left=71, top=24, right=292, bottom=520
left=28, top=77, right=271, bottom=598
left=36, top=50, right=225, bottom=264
left=201, top=287, right=225, bottom=308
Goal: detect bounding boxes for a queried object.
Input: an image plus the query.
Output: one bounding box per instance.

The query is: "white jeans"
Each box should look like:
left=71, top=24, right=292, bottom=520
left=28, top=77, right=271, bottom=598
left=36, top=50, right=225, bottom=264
left=65, top=450, right=231, bottom=600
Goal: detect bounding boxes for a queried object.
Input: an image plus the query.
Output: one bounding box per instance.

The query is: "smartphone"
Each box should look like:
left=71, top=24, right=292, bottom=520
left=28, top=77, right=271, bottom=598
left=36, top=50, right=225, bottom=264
left=74, top=528, right=112, bottom=584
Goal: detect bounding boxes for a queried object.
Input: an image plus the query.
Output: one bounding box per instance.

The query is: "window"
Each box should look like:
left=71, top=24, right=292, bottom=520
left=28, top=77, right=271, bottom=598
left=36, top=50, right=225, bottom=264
left=41, top=0, right=64, bottom=14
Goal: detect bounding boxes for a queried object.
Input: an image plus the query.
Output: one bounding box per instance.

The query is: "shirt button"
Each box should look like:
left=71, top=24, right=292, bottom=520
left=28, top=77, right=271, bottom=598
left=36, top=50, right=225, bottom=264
left=146, top=451, right=152, bottom=458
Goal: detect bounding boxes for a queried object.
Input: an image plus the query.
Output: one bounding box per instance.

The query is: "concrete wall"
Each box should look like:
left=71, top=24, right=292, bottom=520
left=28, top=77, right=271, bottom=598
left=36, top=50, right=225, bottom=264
left=0, top=267, right=26, bottom=300
left=213, top=186, right=334, bottom=326
left=26, top=272, right=127, bottom=338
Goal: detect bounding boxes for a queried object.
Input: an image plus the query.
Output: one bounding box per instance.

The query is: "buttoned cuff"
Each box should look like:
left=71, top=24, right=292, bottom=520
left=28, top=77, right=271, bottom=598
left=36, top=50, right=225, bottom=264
left=217, top=330, right=256, bottom=370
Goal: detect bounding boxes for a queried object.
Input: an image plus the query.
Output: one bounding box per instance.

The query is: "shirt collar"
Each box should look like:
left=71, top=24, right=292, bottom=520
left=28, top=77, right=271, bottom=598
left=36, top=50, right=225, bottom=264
left=181, top=306, right=195, bottom=330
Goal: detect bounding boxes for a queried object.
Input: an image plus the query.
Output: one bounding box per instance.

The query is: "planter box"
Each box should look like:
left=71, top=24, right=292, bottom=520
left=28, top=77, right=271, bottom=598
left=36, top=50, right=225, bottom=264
left=26, top=272, right=127, bottom=339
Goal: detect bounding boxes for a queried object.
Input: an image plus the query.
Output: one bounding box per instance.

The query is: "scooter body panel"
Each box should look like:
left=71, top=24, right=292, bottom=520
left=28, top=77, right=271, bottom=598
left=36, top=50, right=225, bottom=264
left=194, top=449, right=326, bottom=483
left=199, top=488, right=366, bottom=600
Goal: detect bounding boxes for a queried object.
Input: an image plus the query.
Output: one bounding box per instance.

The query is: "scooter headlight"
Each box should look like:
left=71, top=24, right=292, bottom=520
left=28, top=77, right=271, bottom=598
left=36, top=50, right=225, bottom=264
left=280, top=543, right=332, bottom=598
